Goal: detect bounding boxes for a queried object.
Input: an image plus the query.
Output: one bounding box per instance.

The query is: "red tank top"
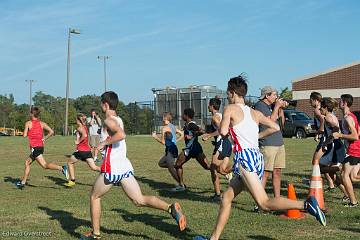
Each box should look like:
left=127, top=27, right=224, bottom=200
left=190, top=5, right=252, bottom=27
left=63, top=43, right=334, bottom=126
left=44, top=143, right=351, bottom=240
left=28, top=119, right=44, bottom=148
left=348, top=112, right=360, bottom=157
left=77, top=124, right=91, bottom=151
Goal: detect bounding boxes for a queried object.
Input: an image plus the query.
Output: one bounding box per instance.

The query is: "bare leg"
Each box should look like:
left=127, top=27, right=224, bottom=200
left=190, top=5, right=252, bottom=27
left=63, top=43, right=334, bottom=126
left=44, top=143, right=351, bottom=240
left=86, top=158, right=101, bottom=171
left=261, top=170, right=271, bottom=189
left=272, top=168, right=282, bottom=197
left=350, top=164, right=360, bottom=182
left=210, top=176, right=244, bottom=240
left=341, top=163, right=358, bottom=204
left=90, top=174, right=113, bottom=235
left=195, top=152, right=210, bottom=170
left=211, top=152, right=221, bottom=195
left=21, top=157, right=32, bottom=184
left=36, top=155, right=62, bottom=171
left=175, top=152, right=188, bottom=186
left=324, top=172, right=335, bottom=189
left=67, top=155, right=78, bottom=180
left=121, top=176, right=169, bottom=210
left=159, top=155, right=179, bottom=183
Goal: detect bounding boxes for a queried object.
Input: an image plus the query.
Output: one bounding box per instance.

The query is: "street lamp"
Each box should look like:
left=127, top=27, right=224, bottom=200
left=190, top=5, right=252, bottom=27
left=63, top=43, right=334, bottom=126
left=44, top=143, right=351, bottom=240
left=25, top=80, right=35, bottom=112
left=97, top=56, right=110, bottom=92
left=65, top=28, right=80, bottom=136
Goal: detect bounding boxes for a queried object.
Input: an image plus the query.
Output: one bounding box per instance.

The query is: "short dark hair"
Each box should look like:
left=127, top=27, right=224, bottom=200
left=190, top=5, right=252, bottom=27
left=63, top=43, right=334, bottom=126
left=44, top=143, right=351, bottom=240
left=209, top=98, right=221, bottom=110
left=310, top=92, right=322, bottom=101
left=341, top=94, right=353, bottom=107
left=90, top=109, right=96, bottom=113
left=101, top=91, right=118, bottom=110
left=30, top=106, right=41, bottom=118
left=77, top=113, right=86, bottom=123
left=227, top=74, right=248, bottom=97
left=183, top=108, right=195, bottom=119
left=321, top=97, right=338, bottom=112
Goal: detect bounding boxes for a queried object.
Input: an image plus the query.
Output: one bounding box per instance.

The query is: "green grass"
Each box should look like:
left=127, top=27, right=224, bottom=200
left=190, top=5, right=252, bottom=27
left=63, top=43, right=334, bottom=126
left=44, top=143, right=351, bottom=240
left=0, top=136, right=359, bottom=239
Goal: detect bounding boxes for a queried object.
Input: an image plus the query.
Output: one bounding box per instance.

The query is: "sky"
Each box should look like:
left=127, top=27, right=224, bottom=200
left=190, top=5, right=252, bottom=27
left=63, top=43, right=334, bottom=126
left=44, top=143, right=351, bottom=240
left=1, top=0, right=360, bottom=104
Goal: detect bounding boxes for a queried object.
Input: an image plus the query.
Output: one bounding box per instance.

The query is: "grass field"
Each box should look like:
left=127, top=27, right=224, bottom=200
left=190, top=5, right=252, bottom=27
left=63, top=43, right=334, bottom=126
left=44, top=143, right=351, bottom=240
left=1, top=136, right=359, bottom=240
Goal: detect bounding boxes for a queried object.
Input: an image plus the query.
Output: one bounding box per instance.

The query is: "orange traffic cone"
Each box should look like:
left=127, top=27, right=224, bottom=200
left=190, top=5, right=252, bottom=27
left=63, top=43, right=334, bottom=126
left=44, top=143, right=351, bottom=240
left=308, top=164, right=325, bottom=210
left=281, top=183, right=305, bottom=219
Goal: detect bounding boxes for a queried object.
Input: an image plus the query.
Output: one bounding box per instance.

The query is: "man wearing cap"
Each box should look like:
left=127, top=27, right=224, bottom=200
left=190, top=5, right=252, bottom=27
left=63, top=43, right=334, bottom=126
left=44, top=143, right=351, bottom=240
left=254, top=86, right=288, bottom=200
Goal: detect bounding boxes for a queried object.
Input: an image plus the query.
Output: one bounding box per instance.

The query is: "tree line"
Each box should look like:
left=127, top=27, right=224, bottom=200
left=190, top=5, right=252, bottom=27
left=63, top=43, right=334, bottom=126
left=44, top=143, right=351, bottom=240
left=0, top=92, right=153, bottom=135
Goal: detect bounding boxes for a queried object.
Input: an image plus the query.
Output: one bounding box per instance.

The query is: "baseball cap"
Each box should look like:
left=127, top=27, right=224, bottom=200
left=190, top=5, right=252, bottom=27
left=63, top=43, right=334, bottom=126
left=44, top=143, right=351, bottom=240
left=259, top=86, right=277, bottom=99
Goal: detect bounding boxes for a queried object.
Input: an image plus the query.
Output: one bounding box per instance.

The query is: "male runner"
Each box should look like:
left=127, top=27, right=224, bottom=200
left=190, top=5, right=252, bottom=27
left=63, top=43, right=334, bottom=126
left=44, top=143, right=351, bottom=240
left=152, top=112, right=183, bottom=187
left=195, top=75, right=326, bottom=240
left=202, top=97, right=232, bottom=200
left=64, top=113, right=101, bottom=187
left=172, top=108, right=210, bottom=192
left=16, top=107, right=68, bottom=189
left=82, top=91, right=186, bottom=239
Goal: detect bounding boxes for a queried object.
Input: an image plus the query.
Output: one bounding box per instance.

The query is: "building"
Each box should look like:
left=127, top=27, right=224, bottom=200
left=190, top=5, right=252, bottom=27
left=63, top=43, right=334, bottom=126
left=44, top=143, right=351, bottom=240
left=152, top=85, right=227, bottom=130
left=292, top=61, right=360, bottom=117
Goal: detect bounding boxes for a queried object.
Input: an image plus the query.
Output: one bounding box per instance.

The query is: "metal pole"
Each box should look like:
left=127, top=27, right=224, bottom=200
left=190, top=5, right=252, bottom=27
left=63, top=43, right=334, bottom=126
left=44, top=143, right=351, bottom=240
left=26, top=80, right=35, bottom=112
left=65, top=28, right=71, bottom=136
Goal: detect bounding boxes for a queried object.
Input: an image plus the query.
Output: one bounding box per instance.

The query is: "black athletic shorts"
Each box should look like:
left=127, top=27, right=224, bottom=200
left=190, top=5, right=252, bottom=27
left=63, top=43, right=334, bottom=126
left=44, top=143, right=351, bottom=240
left=165, top=145, right=179, bottom=158
left=213, top=138, right=232, bottom=159
left=73, top=151, right=93, bottom=161
left=343, top=155, right=360, bottom=166
left=29, top=147, right=44, bottom=161
left=186, top=141, right=204, bottom=159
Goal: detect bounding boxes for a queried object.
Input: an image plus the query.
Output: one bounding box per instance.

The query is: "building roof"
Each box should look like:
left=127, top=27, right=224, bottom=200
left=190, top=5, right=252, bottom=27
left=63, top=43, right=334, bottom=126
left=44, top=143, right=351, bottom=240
left=292, top=61, right=360, bottom=83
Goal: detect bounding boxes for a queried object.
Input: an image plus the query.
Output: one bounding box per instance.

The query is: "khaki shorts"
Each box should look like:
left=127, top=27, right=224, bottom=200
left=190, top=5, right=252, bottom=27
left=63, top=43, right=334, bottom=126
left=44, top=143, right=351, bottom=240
left=158, top=152, right=176, bottom=167
left=260, top=145, right=286, bottom=171
left=89, top=135, right=100, bottom=148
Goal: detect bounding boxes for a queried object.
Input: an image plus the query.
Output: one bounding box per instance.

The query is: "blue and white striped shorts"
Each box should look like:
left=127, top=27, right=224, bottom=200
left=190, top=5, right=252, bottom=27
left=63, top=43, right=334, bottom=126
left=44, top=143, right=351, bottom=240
left=103, top=171, right=134, bottom=184
left=233, top=148, right=264, bottom=181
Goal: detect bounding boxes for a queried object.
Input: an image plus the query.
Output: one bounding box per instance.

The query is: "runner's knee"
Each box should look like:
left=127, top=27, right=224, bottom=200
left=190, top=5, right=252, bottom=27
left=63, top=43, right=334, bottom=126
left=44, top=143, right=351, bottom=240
left=131, top=196, right=146, bottom=207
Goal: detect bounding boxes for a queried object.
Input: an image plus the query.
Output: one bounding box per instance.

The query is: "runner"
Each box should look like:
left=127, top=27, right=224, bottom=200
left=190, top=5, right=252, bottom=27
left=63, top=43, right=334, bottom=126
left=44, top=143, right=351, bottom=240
left=64, top=113, right=101, bottom=187
left=81, top=91, right=186, bottom=239
left=202, top=97, right=232, bottom=200
left=195, top=75, right=326, bottom=240
left=16, top=107, right=68, bottom=189
left=152, top=112, right=183, bottom=187
left=172, top=108, right=210, bottom=192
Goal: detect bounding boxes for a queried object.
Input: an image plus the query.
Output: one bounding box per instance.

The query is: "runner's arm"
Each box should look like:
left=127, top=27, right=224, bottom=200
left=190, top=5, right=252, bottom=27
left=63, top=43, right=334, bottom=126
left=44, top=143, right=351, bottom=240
left=176, top=128, right=184, bottom=142
left=99, top=118, right=126, bottom=148
left=41, top=122, right=54, bottom=141
left=203, top=115, right=221, bottom=141
left=23, top=121, right=30, bottom=137
left=333, top=116, right=359, bottom=141
left=219, top=106, right=231, bottom=137
left=152, top=127, right=166, bottom=145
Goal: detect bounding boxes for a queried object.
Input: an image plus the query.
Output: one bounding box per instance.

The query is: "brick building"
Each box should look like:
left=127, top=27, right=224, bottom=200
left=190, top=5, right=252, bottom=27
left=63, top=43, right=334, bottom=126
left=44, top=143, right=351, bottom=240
left=292, top=61, right=360, bottom=117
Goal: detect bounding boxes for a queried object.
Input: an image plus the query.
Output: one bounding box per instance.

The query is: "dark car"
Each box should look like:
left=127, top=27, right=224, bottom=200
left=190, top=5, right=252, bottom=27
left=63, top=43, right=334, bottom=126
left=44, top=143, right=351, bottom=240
left=0, top=132, right=11, bottom=136
left=282, top=109, right=316, bottom=139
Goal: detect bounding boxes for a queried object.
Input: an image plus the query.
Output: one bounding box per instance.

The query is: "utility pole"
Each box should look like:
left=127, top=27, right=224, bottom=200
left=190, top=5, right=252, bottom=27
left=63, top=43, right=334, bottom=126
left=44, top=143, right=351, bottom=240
left=97, top=56, right=110, bottom=92
left=25, top=80, right=35, bottom=112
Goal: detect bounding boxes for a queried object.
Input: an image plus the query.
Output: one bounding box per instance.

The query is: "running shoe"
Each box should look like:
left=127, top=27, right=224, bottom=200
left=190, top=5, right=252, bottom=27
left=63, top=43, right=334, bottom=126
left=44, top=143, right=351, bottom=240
left=169, top=202, right=186, bottom=231
left=342, top=196, right=350, bottom=203
left=305, top=196, right=326, bottom=226
left=343, top=202, right=358, bottom=208
left=211, top=193, right=222, bottom=202
left=80, top=231, right=101, bottom=239
left=194, top=236, right=208, bottom=240
left=170, top=185, right=186, bottom=192
left=64, top=180, right=75, bottom=187
left=324, top=187, right=336, bottom=193
left=15, top=181, right=25, bottom=190
left=62, top=165, right=69, bottom=180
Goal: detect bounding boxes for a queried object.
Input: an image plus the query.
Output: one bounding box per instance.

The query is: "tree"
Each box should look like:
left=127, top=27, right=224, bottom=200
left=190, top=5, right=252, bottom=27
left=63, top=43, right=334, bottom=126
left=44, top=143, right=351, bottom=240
left=279, top=87, right=292, bottom=100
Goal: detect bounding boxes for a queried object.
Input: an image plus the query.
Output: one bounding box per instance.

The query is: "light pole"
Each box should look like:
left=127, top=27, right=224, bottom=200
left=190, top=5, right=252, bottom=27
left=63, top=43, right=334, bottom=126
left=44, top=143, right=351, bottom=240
left=97, top=56, right=110, bottom=92
left=25, top=80, right=35, bottom=112
left=65, top=28, right=80, bottom=136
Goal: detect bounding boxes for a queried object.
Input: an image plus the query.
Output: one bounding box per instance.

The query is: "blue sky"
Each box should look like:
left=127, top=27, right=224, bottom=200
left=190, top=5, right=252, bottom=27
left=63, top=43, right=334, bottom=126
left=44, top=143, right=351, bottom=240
left=1, top=0, right=359, bottom=104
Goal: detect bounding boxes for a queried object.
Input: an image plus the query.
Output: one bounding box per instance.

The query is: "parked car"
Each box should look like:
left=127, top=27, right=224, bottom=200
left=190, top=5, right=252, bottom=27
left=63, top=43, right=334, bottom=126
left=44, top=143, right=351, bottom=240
left=282, top=109, right=316, bottom=139
left=0, top=132, right=11, bottom=136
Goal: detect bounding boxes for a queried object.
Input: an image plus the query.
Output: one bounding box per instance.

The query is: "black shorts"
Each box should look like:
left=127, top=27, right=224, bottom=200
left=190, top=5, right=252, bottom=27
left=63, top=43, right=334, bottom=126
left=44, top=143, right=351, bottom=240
left=165, top=145, right=178, bottom=158
left=343, top=155, right=360, bottom=166
left=73, top=151, right=93, bottom=161
left=213, top=138, right=232, bottom=159
left=29, top=147, right=44, bottom=161
left=185, top=142, right=204, bottom=159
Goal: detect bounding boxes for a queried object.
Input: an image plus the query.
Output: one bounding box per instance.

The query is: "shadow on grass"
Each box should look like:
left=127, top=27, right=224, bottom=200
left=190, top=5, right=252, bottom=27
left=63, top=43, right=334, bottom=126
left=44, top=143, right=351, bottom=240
left=38, top=206, right=152, bottom=239
left=339, top=227, right=360, bottom=233
left=113, top=208, right=195, bottom=239
left=136, top=176, right=214, bottom=203
left=45, top=175, right=93, bottom=187
left=3, top=176, right=58, bottom=189
left=247, top=235, right=276, bottom=240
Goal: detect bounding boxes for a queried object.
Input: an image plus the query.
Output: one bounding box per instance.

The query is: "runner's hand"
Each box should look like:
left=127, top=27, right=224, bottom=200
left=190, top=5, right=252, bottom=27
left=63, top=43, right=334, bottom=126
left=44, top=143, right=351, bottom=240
left=202, top=133, right=210, bottom=141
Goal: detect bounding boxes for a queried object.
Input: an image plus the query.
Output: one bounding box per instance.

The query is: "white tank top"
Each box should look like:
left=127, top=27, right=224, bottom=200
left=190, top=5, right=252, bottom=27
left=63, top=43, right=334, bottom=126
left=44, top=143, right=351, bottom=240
left=100, top=116, right=127, bottom=160
left=229, top=104, right=259, bottom=151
